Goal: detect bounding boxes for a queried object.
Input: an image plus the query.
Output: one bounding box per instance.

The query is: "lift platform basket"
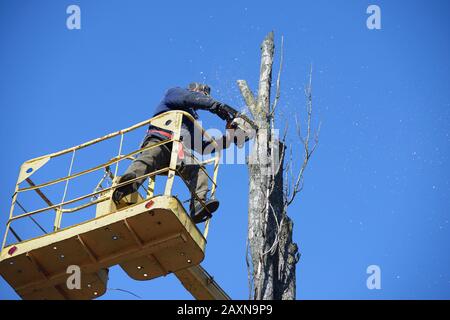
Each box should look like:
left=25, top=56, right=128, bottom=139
left=0, top=111, right=229, bottom=300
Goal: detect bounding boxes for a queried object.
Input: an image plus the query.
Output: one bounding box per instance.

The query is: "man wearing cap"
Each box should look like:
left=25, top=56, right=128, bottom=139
left=112, top=83, right=240, bottom=223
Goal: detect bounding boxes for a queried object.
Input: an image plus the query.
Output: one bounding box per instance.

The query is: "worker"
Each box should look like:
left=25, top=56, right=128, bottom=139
left=112, top=82, right=245, bottom=223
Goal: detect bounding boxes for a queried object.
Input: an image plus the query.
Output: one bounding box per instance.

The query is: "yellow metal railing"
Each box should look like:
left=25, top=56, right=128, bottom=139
left=1, top=111, right=221, bottom=250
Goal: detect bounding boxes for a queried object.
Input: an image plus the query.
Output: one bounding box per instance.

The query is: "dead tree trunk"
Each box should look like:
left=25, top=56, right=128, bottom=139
left=237, top=31, right=318, bottom=300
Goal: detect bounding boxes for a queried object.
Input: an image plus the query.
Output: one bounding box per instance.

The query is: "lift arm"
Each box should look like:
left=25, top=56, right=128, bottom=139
left=175, top=265, right=230, bottom=300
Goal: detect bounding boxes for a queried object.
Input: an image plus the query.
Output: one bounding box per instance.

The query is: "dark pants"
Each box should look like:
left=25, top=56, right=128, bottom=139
left=121, top=137, right=209, bottom=208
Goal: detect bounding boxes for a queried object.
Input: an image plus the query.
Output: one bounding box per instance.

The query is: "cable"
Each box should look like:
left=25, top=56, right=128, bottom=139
left=107, top=287, right=143, bottom=300
left=9, top=227, right=22, bottom=242
left=16, top=200, right=48, bottom=234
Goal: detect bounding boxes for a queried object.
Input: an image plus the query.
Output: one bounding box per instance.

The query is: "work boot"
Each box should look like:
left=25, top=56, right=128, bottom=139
left=190, top=199, right=220, bottom=224
left=112, top=173, right=137, bottom=205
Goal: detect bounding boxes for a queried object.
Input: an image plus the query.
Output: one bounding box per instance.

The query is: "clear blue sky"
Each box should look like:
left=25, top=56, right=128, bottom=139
left=1, top=0, right=449, bottom=300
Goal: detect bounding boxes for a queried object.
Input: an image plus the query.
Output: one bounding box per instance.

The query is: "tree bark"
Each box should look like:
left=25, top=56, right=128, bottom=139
left=251, top=31, right=274, bottom=300
left=238, top=32, right=299, bottom=300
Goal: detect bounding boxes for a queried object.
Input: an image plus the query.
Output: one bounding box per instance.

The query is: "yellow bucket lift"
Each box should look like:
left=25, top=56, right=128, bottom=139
left=0, top=111, right=230, bottom=300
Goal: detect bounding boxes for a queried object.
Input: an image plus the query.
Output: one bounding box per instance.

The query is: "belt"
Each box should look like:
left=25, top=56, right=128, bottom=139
left=148, top=129, right=173, bottom=139
left=147, top=129, right=184, bottom=160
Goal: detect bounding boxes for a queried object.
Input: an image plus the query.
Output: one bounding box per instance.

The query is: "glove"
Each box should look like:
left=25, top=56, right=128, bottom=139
left=211, top=102, right=236, bottom=123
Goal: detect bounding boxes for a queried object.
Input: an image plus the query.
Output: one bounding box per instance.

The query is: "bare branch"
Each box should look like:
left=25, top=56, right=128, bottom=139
left=286, top=64, right=319, bottom=206
left=262, top=203, right=282, bottom=256
left=270, top=35, right=284, bottom=118
left=237, top=80, right=257, bottom=119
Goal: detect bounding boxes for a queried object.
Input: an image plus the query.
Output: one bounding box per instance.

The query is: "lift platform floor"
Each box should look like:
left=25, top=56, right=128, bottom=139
left=0, top=195, right=206, bottom=300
